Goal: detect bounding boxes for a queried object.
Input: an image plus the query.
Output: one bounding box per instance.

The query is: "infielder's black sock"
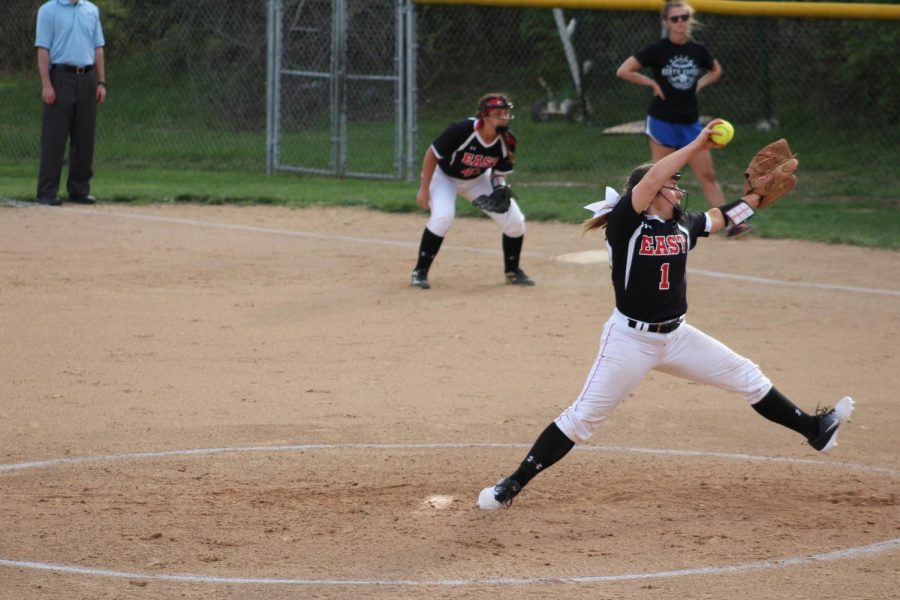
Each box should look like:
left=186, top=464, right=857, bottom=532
left=502, top=234, right=524, bottom=273
left=414, top=227, right=444, bottom=273
left=509, top=422, right=575, bottom=488
left=751, top=387, right=818, bottom=438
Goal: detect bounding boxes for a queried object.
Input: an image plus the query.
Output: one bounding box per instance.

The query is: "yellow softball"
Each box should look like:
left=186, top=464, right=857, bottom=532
left=710, top=120, right=734, bottom=145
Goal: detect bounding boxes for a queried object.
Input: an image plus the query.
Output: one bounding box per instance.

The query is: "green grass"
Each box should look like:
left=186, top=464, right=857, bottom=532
left=3, top=71, right=898, bottom=250
left=2, top=159, right=897, bottom=249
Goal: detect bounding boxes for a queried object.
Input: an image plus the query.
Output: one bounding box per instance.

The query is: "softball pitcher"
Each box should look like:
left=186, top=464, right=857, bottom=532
left=478, top=121, right=853, bottom=510
left=410, top=93, right=534, bottom=289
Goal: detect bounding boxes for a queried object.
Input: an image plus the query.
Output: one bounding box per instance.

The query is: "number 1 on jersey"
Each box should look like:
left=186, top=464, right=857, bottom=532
left=659, top=262, right=671, bottom=290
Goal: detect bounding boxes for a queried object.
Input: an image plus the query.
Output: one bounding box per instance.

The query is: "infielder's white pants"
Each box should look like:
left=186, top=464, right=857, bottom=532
left=426, top=168, right=526, bottom=238
left=555, top=309, right=773, bottom=444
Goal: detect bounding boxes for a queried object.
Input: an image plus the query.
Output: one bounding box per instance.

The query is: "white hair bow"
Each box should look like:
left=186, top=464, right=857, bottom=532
left=583, top=186, right=621, bottom=218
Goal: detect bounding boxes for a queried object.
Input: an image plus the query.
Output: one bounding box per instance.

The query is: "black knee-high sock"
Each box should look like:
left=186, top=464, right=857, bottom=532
left=751, top=386, right=818, bottom=438
left=414, top=227, right=444, bottom=273
left=502, top=234, right=524, bottom=273
left=508, top=422, right=575, bottom=488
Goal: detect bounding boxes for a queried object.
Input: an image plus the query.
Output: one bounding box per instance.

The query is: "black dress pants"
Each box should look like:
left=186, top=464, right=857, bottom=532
left=37, top=68, right=97, bottom=199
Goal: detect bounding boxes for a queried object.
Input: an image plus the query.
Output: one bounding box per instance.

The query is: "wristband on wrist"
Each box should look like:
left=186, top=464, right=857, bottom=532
left=97, top=81, right=106, bottom=87
left=719, top=199, right=754, bottom=226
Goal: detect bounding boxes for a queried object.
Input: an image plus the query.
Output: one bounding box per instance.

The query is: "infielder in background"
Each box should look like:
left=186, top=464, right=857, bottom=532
left=616, top=1, right=751, bottom=238
left=478, top=121, right=853, bottom=510
left=410, top=93, right=534, bottom=289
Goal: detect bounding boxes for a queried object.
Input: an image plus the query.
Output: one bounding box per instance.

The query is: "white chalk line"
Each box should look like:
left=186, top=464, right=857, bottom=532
left=34, top=205, right=900, bottom=297
left=54, top=206, right=533, bottom=257
left=1, top=443, right=898, bottom=587
left=688, top=268, right=900, bottom=297
left=2, top=443, right=899, bottom=477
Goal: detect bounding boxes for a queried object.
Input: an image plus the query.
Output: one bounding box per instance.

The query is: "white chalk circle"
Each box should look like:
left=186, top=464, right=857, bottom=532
left=1, top=443, right=898, bottom=587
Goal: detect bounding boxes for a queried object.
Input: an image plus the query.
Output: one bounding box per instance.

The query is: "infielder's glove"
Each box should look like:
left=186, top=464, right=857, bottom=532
left=473, top=185, right=512, bottom=214
left=744, top=138, right=799, bottom=209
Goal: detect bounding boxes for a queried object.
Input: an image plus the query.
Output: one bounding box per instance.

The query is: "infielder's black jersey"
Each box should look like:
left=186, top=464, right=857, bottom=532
left=634, top=38, right=714, bottom=124
left=605, top=191, right=709, bottom=323
left=431, top=118, right=516, bottom=180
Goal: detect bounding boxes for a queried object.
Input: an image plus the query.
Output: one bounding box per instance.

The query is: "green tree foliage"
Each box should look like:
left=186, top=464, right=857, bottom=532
left=837, top=21, right=900, bottom=121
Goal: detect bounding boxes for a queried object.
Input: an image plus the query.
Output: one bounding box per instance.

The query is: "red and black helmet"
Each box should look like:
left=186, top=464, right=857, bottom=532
left=478, top=94, right=514, bottom=118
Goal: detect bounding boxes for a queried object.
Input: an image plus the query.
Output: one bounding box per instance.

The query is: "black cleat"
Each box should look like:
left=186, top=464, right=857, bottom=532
left=68, top=194, right=97, bottom=205
left=808, top=397, right=854, bottom=452
left=410, top=269, right=430, bottom=290
left=36, top=196, right=61, bottom=206
left=505, top=268, right=535, bottom=286
left=477, top=477, right=522, bottom=510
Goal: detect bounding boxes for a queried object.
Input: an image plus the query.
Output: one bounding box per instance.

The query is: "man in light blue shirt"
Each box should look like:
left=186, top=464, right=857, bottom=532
left=35, top=0, right=107, bottom=205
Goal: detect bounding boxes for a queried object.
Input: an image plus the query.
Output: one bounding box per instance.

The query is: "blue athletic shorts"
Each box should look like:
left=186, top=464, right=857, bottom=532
left=644, top=116, right=703, bottom=150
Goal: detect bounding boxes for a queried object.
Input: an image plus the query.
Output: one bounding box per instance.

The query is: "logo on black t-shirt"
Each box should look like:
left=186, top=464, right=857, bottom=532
left=661, top=55, right=700, bottom=90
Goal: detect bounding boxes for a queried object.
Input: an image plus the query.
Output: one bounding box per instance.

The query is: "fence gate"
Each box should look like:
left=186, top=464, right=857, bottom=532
left=267, top=0, right=414, bottom=180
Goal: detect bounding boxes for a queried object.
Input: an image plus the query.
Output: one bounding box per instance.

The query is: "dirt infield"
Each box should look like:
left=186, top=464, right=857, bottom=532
left=1, top=204, right=898, bottom=599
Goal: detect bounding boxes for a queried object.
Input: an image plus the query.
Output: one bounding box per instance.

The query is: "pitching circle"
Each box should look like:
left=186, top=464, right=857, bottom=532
left=1, top=443, right=898, bottom=588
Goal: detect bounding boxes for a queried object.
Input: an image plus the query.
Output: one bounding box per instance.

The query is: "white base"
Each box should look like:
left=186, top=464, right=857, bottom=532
left=555, top=250, right=608, bottom=265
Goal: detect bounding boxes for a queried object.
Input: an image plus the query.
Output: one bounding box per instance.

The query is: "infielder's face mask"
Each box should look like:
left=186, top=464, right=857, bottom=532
left=480, top=96, right=514, bottom=133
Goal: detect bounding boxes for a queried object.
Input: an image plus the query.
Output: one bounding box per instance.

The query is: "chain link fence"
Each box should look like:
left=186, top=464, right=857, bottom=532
left=415, top=5, right=899, bottom=186
left=271, top=0, right=407, bottom=179
left=1, top=1, right=897, bottom=189
left=3, top=0, right=270, bottom=169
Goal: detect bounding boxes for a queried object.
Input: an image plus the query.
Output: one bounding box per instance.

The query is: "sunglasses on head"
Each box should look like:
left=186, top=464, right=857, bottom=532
left=668, top=13, right=691, bottom=22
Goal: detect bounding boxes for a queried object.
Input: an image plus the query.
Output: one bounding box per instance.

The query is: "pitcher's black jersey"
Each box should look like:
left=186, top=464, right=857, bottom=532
left=431, top=118, right=516, bottom=180
left=605, top=191, right=709, bottom=323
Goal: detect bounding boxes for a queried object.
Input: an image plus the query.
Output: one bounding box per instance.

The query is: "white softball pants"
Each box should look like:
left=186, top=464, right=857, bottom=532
left=555, top=309, right=773, bottom=444
left=426, top=168, right=526, bottom=238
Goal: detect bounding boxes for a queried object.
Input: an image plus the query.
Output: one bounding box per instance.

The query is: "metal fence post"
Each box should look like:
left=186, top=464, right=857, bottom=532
left=266, top=0, right=280, bottom=176
left=405, top=0, right=418, bottom=182
left=395, top=0, right=405, bottom=180
left=330, top=0, right=342, bottom=175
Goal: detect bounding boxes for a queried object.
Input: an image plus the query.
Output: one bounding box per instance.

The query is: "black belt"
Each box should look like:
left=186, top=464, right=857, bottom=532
left=627, top=316, right=684, bottom=334
left=51, top=64, right=93, bottom=75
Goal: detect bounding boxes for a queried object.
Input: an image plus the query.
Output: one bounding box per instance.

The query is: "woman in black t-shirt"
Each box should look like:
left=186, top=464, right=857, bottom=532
left=616, top=2, right=750, bottom=238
